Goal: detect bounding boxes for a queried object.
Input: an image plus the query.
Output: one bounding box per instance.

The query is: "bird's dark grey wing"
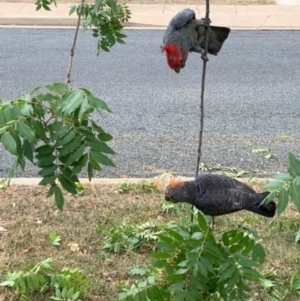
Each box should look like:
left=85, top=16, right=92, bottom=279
left=193, top=174, right=261, bottom=216
left=169, top=8, right=196, bottom=30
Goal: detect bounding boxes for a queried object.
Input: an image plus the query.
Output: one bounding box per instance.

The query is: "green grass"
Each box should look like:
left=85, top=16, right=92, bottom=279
left=0, top=180, right=299, bottom=300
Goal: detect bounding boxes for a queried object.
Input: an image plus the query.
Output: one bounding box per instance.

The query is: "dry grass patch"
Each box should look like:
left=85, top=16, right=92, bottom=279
left=0, top=180, right=299, bottom=300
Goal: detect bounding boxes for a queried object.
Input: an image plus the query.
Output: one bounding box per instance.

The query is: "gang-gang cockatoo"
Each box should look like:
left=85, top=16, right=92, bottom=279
left=164, top=174, right=276, bottom=223
left=161, top=8, right=231, bottom=73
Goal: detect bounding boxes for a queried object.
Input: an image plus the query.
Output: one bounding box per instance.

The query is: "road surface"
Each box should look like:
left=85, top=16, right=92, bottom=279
left=0, top=29, right=300, bottom=178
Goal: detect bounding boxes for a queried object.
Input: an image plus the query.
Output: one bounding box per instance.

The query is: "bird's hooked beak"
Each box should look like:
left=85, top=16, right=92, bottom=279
left=165, top=193, right=172, bottom=201
left=164, top=187, right=175, bottom=202
left=165, top=194, right=177, bottom=203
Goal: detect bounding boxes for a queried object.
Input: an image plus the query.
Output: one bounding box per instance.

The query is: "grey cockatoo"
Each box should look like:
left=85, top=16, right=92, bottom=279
left=161, top=8, right=231, bottom=73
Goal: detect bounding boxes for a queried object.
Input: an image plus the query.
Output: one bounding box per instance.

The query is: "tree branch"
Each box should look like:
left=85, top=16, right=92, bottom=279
left=65, top=0, right=85, bottom=85
left=192, top=0, right=210, bottom=222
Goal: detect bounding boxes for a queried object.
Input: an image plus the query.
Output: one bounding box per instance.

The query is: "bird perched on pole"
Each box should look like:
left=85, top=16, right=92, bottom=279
left=164, top=174, right=276, bottom=223
left=161, top=8, right=230, bottom=73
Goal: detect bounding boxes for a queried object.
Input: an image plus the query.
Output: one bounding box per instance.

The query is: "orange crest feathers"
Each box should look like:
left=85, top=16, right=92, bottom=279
left=166, top=178, right=184, bottom=189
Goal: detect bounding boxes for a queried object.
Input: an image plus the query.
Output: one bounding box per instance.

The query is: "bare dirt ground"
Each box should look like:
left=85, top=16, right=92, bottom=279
left=0, top=180, right=299, bottom=300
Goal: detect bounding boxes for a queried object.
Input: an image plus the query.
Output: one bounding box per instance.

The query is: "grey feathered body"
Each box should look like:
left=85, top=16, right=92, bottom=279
left=163, top=8, right=231, bottom=56
left=163, top=9, right=200, bottom=54
left=166, top=174, right=276, bottom=217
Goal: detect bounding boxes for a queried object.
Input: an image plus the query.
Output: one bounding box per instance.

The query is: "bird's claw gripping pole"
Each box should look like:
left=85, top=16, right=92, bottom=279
left=191, top=0, right=210, bottom=223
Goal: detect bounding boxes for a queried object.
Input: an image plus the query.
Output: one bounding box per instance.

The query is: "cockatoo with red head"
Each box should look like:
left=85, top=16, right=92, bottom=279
left=161, top=8, right=230, bottom=73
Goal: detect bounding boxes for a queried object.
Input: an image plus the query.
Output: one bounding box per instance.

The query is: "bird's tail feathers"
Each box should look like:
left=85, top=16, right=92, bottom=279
left=210, top=26, right=231, bottom=43
left=248, top=192, right=276, bottom=218
left=256, top=192, right=270, bottom=203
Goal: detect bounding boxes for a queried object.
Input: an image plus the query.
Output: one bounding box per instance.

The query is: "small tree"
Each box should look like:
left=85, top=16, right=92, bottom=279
left=119, top=214, right=266, bottom=301
left=0, top=0, right=130, bottom=208
left=264, top=152, right=300, bottom=216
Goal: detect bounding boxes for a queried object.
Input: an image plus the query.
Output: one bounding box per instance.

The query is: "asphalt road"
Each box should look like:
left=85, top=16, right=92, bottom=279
left=0, top=29, right=300, bottom=178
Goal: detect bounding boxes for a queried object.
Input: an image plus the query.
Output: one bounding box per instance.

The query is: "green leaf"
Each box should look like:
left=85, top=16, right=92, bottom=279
left=30, top=119, right=48, bottom=142
left=98, top=132, right=113, bottom=142
left=39, top=174, right=57, bottom=186
left=295, top=231, right=300, bottom=243
left=240, top=267, right=260, bottom=281
left=87, top=96, right=112, bottom=112
left=200, top=257, right=215, bottom=274
left=66, top=287, right=74, bottom=299
left=54, top=185, right=64, bottom=209
left=176, top=268, right=189, bottom=275
left=1, top=131, right=18, bottom=155
left=288, top=152, right=300, bottom=177
left=242, top=239, right=255, bottom=255
left=64, top=144, right=85, bottom=166
left=197, top=213, right=208, bottom=231
left=87, top=159, right=101, bottom=181
left=57, top=91, right=85, bottom=116
left=252, top=243, right=266, bottom=264
left=265, top=190, right=277, bottom=203
left=150, top=252, right=170, bottom=260
left=86, top=137, right=115, bottom=154
left=58, top=174, right=78, bottom=195
left=191, top=232, right=204, bottom=240
left=54, top=129, right=77, bottom=147
left=263, top=180, right=284, bottom=190
left=50, top=124, right=69, bottom=140
left=42, top=4, right=51, bottom=11
left=16, top=121, right=36, bottom=142
left=46, top=82, right=69, bottom=94
left=37, top=154, right=56, bottom=167
left=197, top=261, right=208, bottom=278
left=36, top=144, right=54, bottom=155
left=168, top=282, right=184, bottom=294
left=59, top=136, right=82, bottom=157
left=165, top=228, right=183, bottom=242
left=273, top=173, right=294, bottom=182
left=289, top=181, right=300, bottom=211
left=70, top=153, right=88, bottom=177
left=61, top=287, right=67, bottom=298
left=91, top=121, right=104, bottom=133
left=69, top=5, right=76, bottom=15
left=90, top=151, right=115, bottom=167
left=38, top=165, right=57, bottom=177
left=153, top=259, right=167, bottom=268
left=22, top=140, right=34, bottom=162
left=19, top=104, right=32, bottom=116
left=277, top=188, right=289, bottom=216
left=167, top=273, right=187, bottom=283
left=72, top=291, right=80, bottom=300
left=177, top=225, right=191, bottom=239
left=78, top=97, right=90, bottom=120
left=219, top=262, right=236, bottom=283
left=106, top=0, right=117, bottom=12
left=225, top=269, right=240, bottom=293
left=173, top=291, right=186, bottom=301
left=47, top=184, right=57, bottom=198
